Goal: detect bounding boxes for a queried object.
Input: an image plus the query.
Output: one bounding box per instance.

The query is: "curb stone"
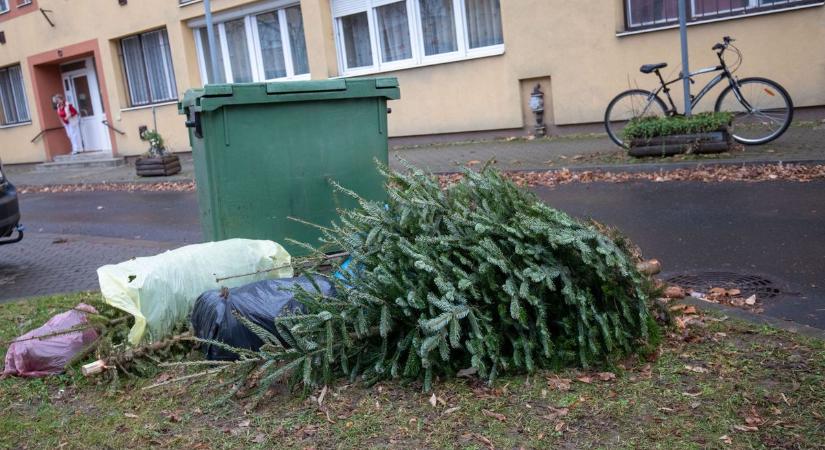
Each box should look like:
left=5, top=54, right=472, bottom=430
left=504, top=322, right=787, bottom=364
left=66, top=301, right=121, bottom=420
left=680, top=297, right=825, bottom=341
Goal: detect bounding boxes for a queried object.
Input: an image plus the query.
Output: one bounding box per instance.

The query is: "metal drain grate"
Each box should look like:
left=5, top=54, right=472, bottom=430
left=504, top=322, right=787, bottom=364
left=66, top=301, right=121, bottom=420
left=664, top=271, right=782, bottom=300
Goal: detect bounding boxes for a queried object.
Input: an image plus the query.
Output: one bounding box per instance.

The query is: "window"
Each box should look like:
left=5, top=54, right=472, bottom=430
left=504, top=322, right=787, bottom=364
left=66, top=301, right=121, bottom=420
left=0, top=0, right=9, bottom=13
left=625, top=0, right=821, bottom=29
left=0, top=65, right=30, bottom=126
left=194, top=4, right=310, bottom=84
left=17, top=0, right=33, bottom=7
left=333, top=0, right=504, bottom=75
left=120, top=29, right=178, bottom=106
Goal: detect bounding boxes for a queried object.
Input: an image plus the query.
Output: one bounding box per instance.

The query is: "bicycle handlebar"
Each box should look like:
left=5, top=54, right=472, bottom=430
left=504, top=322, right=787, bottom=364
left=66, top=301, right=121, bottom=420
left=712, top=36, right=736, bottom=52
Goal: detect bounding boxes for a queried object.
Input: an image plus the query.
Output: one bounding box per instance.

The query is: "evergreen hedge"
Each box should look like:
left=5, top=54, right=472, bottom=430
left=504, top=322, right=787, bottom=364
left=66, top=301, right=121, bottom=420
left=622, top=111, right=733, bottom=141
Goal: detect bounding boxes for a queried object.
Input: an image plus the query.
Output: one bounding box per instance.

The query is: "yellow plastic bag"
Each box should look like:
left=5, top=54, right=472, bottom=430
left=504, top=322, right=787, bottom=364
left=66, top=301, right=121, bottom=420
left=97, top=239, right=293, bottom=345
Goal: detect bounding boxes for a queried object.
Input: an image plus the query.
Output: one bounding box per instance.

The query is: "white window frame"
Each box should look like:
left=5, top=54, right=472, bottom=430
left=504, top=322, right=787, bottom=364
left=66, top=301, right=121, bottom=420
left=0, top=65, right=31, bottom=126
left=691, top=0, right=788, bottom=18
left=332, top=0, right=505, bottom=77
left=120, top=29, right=179, bottom=107
left=0, top=0, right=9, bottom=14
left=627, top=0, right=815, bottom=27
left=191, top=1, right=311, bottom=85
left=624, top=0, right=680, bottom=27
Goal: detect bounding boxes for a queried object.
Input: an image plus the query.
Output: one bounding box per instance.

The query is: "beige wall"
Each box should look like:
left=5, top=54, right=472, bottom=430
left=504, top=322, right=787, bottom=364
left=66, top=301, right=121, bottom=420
left=384, top=0, right=825, bottom=136
left=0, top=0, right=261, bottom=164
left=0, top=0, right=823, bottom=164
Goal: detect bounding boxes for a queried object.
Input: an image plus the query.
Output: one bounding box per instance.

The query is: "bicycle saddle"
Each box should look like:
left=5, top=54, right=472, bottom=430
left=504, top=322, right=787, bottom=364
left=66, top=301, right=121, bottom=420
left=640, top=62, right=667, bottom=74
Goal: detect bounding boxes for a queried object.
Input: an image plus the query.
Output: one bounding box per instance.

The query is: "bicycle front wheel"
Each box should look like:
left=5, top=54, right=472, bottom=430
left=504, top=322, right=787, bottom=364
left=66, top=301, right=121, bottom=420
left=604, top=89, right=668, bottom=148
left=715, top=77, right=793, bottom=145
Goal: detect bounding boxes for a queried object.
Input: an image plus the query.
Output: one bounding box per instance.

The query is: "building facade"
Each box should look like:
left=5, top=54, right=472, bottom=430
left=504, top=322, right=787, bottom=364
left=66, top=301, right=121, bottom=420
left=0, top=0, right=823, bottom=164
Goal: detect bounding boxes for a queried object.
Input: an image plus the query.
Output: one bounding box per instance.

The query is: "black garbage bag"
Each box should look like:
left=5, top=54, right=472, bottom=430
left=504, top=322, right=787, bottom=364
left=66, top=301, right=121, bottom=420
left=191, top=276, right=335, bottom=360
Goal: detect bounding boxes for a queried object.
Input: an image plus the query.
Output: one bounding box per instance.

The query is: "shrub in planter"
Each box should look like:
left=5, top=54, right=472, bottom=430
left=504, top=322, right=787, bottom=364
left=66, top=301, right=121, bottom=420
left=623, top=112, right=734, bottom=157
left=136, top=130, right=181, bottom=177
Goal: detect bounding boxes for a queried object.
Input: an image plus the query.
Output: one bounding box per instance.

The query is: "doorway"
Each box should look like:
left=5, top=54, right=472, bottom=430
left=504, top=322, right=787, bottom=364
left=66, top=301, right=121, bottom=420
left=60, top=57, right=111, bottom=153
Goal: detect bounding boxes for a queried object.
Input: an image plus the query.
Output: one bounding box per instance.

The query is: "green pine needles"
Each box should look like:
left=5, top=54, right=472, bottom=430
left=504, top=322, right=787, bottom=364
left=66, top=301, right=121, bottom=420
left=171, top=165, right=658, bottom=400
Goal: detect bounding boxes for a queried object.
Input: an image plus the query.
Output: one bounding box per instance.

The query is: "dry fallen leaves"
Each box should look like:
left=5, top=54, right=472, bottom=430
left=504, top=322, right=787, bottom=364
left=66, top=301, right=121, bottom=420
left=744, top=407, right=764, bottom=427
left=597, top=372, right=617, bottom=382
left=684, top=365, right=709, bottom=374
left=463, top=433, right=494, bottom=450
left=21, top=164, right=825, bottom=196
left=547, top=376, right=572, bottom=391
left=482, top=409, right=507, bottom=422
left=543, top=406, right=569, bottom=421
left=442, top=406, right=461, bottom=415
left=317, top=385, right=328, bottom=407
left=690, top=286, right=763, bottom=312
left=664, top=286, right=686, bottom=299
left=18, top=180, right=196, bottom=194
left=439, top=163, right=825, bottom=189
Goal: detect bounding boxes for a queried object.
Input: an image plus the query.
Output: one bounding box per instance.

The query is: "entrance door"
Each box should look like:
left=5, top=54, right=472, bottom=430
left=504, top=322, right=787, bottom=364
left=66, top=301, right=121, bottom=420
left=61, top=58, right=111, bottom=153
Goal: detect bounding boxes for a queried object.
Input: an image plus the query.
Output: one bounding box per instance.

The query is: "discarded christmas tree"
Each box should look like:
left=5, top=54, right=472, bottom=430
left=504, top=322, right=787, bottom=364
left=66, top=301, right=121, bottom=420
left=169, top=165, right=658, bottom=398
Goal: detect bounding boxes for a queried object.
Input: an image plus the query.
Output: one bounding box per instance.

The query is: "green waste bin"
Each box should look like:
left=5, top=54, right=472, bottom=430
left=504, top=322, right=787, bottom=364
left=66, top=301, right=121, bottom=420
left=179, top=78, right=400, bottom=255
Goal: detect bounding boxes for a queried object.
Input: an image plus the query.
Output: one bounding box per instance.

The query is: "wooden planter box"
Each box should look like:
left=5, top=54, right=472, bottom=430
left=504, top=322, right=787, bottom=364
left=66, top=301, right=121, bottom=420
left=135, top=155, right=181, bottom=177
left=628, top=128, right=732, bottom=157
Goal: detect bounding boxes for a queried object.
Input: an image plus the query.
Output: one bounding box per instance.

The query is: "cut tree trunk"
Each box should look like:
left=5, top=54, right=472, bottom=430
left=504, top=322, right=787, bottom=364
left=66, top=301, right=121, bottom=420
left=136, top=155, right=181, bottom=177
left=629, top=128, right=732, bottom=157
left=82, top=332, right=192, bottom=377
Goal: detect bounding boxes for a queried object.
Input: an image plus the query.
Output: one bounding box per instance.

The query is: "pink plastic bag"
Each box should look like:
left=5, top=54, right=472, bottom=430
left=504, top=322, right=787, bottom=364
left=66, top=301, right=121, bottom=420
left=3, top=303, right=99, bottom=377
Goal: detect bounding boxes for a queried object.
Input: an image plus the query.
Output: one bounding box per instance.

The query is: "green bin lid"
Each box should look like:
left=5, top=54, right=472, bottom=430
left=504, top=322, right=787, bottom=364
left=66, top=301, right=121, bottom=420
left=179, top=77, right=399, bottom=113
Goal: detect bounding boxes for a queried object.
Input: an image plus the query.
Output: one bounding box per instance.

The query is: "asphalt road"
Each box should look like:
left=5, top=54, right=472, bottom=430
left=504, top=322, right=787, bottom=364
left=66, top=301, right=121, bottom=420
left=534, top=181, right=825, bottom=329
left=3, top=181, right=824, bottom=328
left=19, top=190, right=202, bottom=244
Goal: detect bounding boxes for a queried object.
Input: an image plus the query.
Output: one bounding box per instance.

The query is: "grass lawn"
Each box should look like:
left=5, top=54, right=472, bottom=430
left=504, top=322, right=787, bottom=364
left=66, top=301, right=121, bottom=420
left=1, top=292, right=823, bottom=449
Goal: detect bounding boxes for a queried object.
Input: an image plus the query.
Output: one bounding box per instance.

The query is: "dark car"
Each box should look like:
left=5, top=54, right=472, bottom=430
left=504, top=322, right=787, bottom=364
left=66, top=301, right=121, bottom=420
left=0, top=158, right=23, bottom=246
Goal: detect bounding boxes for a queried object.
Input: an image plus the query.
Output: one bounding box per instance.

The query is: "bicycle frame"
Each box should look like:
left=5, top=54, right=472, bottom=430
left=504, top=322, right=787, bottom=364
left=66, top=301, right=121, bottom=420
left=607, top=37, right=792, bottom=148
left=644, top=49, right=750, bottom=115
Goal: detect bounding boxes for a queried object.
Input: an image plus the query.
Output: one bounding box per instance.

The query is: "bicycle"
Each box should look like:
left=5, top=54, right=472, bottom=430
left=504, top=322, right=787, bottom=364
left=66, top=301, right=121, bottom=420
left=604, top=36, right=793, bottom=148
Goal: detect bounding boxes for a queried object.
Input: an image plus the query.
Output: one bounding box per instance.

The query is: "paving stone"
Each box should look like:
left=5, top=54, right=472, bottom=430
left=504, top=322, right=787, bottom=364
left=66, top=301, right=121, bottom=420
left=0, top=232, right=178, bottom=303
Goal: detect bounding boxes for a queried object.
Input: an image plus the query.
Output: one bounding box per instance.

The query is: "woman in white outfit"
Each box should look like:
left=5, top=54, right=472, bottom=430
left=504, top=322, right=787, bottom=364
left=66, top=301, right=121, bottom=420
left=53, top=94, right=82, bottom=155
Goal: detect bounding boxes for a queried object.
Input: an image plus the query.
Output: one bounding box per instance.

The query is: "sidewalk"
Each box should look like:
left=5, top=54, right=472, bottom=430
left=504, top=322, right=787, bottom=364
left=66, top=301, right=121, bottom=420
left=390, top=121, right=825, bottom=172
left=5, top=121, right=824, bottom=186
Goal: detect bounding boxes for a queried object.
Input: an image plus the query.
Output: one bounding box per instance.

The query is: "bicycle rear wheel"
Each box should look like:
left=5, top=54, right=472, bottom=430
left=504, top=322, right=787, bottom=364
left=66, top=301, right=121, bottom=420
left=715, top=77, right=793, bottom=145
left=604, top=89, right=668, bottom=148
